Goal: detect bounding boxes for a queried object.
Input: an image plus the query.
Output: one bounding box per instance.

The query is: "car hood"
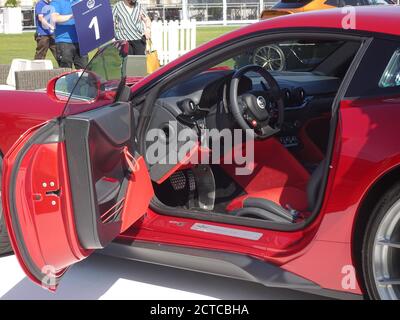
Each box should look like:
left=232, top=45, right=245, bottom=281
left=0, top=90, right=68, bottom=153
left=0, top=76, right=144, bottom=124
left=0, top=90, right=66, bottom=118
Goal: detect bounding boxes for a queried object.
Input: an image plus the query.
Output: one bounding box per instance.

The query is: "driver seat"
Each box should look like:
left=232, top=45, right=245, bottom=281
left=224, top=139, right=326, bottom=223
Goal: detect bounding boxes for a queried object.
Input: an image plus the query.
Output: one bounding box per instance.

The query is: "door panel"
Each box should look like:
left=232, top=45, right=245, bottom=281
left=2, top=103, right=154, bottom=289
left=2, top=122, right=89, bottom=289
left=120, top=156, right=154, bottom=232
left=64, top=103, right=133, bottom=249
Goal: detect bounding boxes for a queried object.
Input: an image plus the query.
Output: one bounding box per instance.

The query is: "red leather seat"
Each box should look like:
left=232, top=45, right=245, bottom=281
left=221, top=138, right=313, bottom=217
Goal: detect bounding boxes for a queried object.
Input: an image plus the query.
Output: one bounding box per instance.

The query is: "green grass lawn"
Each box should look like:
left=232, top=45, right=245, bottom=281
left=196, top=25, right=239, bottom=46
left=0, top=26, right=240, bottom=65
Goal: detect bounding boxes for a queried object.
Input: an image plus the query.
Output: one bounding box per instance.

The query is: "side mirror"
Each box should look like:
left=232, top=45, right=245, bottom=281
left=47, top=70, right=100, bottom=104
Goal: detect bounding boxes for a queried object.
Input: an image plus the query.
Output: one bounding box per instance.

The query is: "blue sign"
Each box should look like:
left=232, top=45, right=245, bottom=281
left=72, top=0, right=115, bottom=55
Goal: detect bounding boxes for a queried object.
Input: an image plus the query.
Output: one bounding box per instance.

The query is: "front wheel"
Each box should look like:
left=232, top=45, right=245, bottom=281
left=0, top=156, right=12, bottom=256
left=363, top=183, right=400, bottom=300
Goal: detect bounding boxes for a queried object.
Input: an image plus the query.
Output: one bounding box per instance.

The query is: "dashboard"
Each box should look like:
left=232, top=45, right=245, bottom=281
left=159, top=69, right=341, bottom=117
left=147, top=69, right=340, bottom=181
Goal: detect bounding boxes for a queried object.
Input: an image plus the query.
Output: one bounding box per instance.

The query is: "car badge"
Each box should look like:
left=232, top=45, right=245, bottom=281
left=257, top=96, right=266, bottom=109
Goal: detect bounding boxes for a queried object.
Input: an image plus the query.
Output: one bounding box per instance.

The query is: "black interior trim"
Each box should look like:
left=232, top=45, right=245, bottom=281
left=232, top=207, right=292, bottom=223
left=242, top=197, right=295, bottom=222
left=64, top=103, right=132, bottom=249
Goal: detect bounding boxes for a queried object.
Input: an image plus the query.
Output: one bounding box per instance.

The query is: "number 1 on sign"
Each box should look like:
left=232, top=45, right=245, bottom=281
left=89, top=16, right=100, bottom=40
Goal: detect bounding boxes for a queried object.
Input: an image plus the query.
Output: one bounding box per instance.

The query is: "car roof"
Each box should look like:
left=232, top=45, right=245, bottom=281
left=133, top=6, right=400, bottom=92
left=247, top=6, right=400, bottom=37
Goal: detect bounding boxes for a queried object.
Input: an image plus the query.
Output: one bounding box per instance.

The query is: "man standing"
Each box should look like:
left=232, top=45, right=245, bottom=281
left=34, top=0, right=57, bottom=60
left=112, top=0, right=151, bottom=55
left=51, top=0, right=88, bottom=69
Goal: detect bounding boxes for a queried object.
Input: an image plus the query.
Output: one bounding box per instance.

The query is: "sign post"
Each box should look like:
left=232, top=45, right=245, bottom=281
left=72, top=0, right=115, bottom=55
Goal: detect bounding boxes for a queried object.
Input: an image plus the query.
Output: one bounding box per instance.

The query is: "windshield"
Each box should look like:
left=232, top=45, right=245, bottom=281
left=218, top=40, right=344, bottom=73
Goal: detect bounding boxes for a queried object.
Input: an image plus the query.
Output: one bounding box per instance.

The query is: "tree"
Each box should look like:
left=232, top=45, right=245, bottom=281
left=4, top=0, right=20, bottom=7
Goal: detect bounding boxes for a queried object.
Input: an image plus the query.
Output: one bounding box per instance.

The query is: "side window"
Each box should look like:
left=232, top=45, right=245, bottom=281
left=346, top=39, right=400, bottom=98
left=62, top=41, right=128, bottom=116
left=86, top=43, right=127, bottom=87
left=379, top=49, right=400, bottom=88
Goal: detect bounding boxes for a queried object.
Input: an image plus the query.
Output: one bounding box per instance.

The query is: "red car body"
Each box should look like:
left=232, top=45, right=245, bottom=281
left=1, top=7, right=400, bottom=299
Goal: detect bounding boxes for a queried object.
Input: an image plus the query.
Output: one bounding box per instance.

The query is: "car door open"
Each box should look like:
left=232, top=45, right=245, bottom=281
left=1, top=42, right=154, bottom=290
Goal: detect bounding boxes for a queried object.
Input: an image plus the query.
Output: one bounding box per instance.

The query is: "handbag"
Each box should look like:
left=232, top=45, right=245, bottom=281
left=146, top=40, right=160, bottom=74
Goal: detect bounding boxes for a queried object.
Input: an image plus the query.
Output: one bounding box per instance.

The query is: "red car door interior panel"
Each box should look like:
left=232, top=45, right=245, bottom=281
left=120, top=151, right=154, bottom=232
left=2, top=103, right=154, bottom=289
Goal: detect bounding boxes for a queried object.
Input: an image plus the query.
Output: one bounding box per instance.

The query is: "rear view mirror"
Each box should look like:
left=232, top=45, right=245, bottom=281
left=47, top=70, right=100, bottom=104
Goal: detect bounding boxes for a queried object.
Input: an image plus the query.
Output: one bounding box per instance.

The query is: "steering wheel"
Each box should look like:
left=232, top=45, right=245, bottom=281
left=229, top=64, right=284, bottom=139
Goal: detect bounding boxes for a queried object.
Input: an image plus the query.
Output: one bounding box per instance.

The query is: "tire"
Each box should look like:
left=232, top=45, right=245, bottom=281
left=362, top=183, right=400, bottom=300
left=252, top=45, right=286, bottom=72
left=0, top=156, right=12, bottom=256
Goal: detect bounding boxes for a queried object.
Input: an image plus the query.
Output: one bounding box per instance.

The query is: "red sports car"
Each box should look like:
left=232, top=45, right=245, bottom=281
left=1, top=6, right=400, bottom=300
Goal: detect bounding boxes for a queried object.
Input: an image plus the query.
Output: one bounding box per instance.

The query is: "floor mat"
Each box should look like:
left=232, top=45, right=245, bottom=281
left=210, top=165, right=245, bottom=213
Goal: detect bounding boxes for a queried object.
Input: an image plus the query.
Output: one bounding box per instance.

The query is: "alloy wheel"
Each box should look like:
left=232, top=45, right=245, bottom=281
left=252, top=45, right=286, bottom=71
left=372, top=199, right=400, bottom=299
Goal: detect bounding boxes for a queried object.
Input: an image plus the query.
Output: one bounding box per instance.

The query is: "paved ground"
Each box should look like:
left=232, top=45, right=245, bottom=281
left=0, top=253, right=326, bottom=300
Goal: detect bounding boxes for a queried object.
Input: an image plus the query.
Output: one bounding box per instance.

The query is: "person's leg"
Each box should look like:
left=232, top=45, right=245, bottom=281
left=128, top=41, right=135, bottom=55
left=34, top=35, right=49, bottom=60
left=48, top=36, right=57, bottom=61
left=131, top=39, right=146, bottom=55
left=56, top=43, right=74, bottom=68
left=72, top=43, right=88, bottom=70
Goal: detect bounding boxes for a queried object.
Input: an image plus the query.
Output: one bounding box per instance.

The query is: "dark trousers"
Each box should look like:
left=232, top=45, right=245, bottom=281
left=128, top=39, right=146, bottom=55
left=56, top=42, right=89, bottom=69
left=34, top=34, right=57, bottom=60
